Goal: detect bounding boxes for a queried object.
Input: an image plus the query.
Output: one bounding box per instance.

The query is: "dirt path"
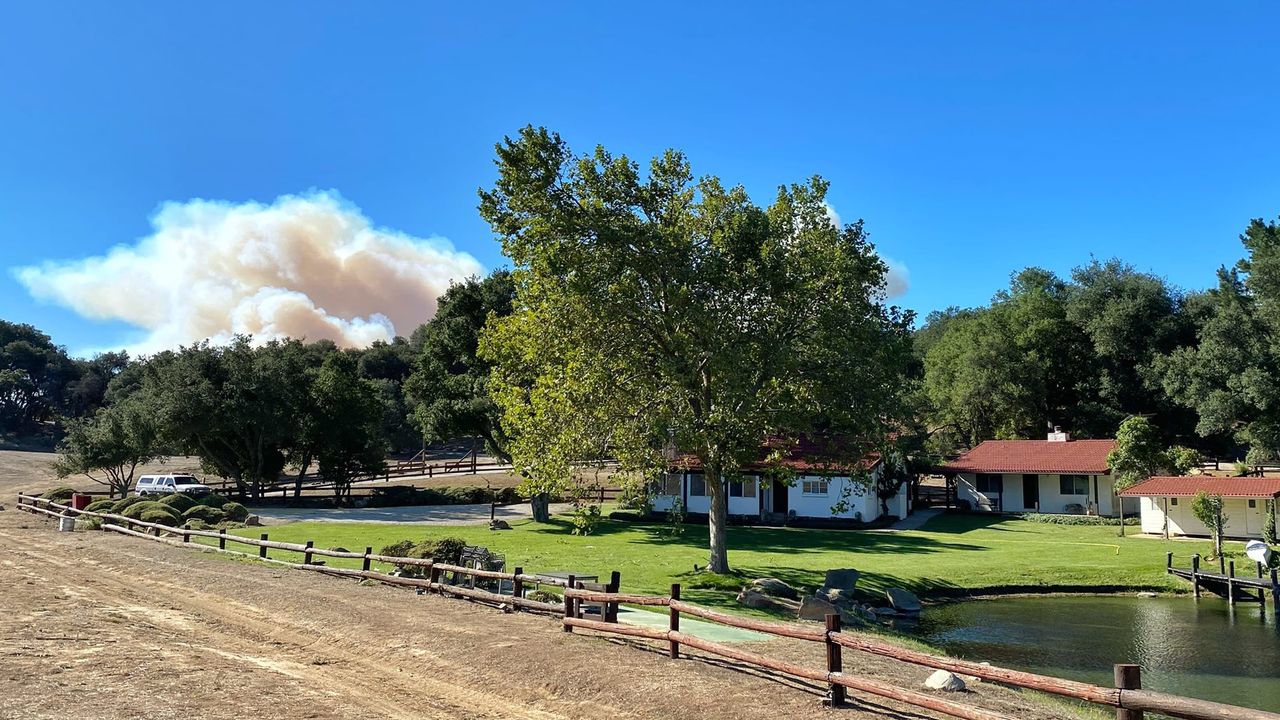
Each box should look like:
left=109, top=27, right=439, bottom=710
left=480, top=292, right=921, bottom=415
left=0, top=507, right=1067, bottom=720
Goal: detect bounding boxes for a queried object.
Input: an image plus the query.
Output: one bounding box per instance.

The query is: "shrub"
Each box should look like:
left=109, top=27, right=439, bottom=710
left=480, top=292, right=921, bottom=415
left=221, top=502, right=249, bottom=522
left=570, top=503, right=601, bottom=535
left=1265, top=499, right=1277, bottom=545
left=196, top=492, right=230, bottom=508
left=40, top=486, right=77, bottom=504
left=182, top=505, right=227, bottom=524
left=368, top=485, right=518, bottom=508
left=139, top=508, right=181, bottom=527
left=377, top=537, right=467, bottom=576
left=112, top=495, right=151, bottom=513
left=84, top=499, right=117, bottom=514
left=1012, top=512, right=1139, bottom=526
left=158, top=493, right=198, bottom=513
left=526, top=589, right=561, bottom=604
left=121, top=501, right=181, bottom=522
left=379, top=539, right=416, bottom=557
left=184, top=518, right=212, bottom=531
left=75, top=517, right=103, bottom=531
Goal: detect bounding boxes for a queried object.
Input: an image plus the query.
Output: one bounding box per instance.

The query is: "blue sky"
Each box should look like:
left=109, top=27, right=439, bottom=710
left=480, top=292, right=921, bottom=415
left=2, top=2, right=1278, bottom=356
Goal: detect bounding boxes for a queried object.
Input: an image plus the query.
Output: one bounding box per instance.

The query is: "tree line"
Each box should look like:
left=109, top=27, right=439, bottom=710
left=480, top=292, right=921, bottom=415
left=5, top=124, right=1279, bottom=572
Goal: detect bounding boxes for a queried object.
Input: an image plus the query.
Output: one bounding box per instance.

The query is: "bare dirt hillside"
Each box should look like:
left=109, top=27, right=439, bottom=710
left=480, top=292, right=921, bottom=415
left=0, top=507, right=1066, bottom=720
left=0, top=451, right=204, bottom=497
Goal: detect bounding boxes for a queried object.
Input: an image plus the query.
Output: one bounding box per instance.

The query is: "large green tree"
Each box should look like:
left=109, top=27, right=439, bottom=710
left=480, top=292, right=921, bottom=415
left=1156, top=219, right=1280, bottom=462
left=477, top=127, right=914, bottom=572
left=0, top=321, right=79, bottom=434
left=54, top=394, right=159, bottom=497
left=405, top=270, right=515, bottom=460
left=308, top=353, right=387, bottom=499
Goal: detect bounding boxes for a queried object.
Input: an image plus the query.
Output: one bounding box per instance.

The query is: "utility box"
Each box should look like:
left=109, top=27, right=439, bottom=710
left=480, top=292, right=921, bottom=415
left=71, top=493, right=92, bottom=510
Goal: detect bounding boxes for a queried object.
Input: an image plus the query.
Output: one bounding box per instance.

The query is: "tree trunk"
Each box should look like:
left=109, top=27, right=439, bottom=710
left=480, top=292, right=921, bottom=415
left=530, top=492, right=550, bottom=523
left=706, top=468, right=730, bottom=574
left=295, top=452, right=311, bottom=498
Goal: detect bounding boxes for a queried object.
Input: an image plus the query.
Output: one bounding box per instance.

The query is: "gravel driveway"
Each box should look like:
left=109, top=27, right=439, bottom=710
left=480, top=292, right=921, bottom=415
left=251, top=502, right=572, bottom=525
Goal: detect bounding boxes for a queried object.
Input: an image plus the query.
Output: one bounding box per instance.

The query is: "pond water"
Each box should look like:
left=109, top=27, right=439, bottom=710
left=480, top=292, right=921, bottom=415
left=910, top=595, right=1280, bottom=713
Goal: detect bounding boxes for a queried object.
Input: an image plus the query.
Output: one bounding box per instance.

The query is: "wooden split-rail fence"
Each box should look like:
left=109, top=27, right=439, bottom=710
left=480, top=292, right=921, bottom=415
left=15, top=493, right=1280, bottom=720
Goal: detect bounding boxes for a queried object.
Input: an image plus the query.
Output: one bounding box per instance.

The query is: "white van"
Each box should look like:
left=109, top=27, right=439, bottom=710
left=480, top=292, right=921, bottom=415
left=135, top=474, right=211, bottom=497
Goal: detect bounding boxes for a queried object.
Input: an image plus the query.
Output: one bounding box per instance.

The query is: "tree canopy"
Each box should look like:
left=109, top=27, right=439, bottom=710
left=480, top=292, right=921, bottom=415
left=477, top=126, right=914, bottom=572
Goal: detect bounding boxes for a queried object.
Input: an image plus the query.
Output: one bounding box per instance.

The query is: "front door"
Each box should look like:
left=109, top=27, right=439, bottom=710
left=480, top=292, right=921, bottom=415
left=1022, top=474, right=1039, bottom=510
left=772, top=479, right=788, bottom=514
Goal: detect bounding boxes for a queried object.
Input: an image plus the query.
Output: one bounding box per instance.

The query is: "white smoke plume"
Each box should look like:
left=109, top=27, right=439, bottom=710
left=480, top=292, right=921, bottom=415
left=823, top=202, right=910, bottom=299
left=15, top=191, right=484, bottom=354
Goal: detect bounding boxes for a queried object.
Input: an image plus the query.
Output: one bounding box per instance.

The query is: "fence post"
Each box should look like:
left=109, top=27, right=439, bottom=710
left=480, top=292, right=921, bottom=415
left=669, top=583, right=681, bottom=659
left=1219, top=553, right=1226, bottom=576
left=606, top=570, right=621, bottom=622
left=1191, top=554, right=1200, bottom=598
left=182, top=530, right=190, bottom=543
left=512, top=566, right=524, bottom=611
left=218, top=528, right=226, bottom=550
left=304, top=540, right=314, bottom=565
left=823, top=613, right=846, bottom=707
left=1271, top=569, right=1279, bottom=618
left=1165, top=552, right=1172, bottom=572
left=1227, top=561, right=1236, bottom=605
left=1114, top=664, right=1142, bottom=720
left=259, top=533, right=268, bottom=559
left=362, top=547, right=372, bottom=572
left=563, top=574, right=576, bottom=632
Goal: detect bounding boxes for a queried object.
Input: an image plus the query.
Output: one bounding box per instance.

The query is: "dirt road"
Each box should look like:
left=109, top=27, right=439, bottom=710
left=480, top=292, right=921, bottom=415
left=0, top=507, right=1060, bottom=720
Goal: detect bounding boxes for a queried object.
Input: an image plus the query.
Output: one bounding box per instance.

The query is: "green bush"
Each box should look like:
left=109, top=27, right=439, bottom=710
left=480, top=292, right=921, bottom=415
left=84, top=499, right=117, bottom=514
left=526, top=589, right=561, bottom=604
left=182, top=505, right=227, bottom=524
left=121, top=501, right=181, bottom=522
left=158, top=493, right=198, bottom=513
left=112, top=495, right=151, bottom=513
left=367, top=485, right=517, bottom=508
left=1012, top=512, right=1139, bottom=526
left=75, top=517, right=103, bottom=531
left=570, top=503, right=601, bottom=535
left=139, top=508, right=181, bottom=527
left=379, top=539, right=416, bottom=557
left=196, top=492, right=230, bottom=508
left=40, top=486, right=77, bottom=504
left=184, top=518, right=212, bottom=531
left=377, top=536, right=467, bottom=576
left=221, top=502, right=249, bottom=522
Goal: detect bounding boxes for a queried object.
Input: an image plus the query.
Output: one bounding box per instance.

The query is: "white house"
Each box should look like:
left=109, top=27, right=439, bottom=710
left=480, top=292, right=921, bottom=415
left=940, top=431, right=1133, bottom=516
left=1118, top=475, right=1280, bottom=540
left=648, top=439, right=909, bottom=525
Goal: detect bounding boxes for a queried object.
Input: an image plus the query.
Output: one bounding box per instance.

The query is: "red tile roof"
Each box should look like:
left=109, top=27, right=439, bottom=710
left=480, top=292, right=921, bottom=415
left=939, top=439, right=1115, bottom=475
left=1117, top=476, right=1280, bottom=498
left=673, top=436, right=883, bottom=474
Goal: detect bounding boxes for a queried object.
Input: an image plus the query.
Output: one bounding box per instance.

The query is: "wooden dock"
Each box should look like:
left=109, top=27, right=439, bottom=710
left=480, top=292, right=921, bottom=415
left=1167, top=551, right=1280, bottom=612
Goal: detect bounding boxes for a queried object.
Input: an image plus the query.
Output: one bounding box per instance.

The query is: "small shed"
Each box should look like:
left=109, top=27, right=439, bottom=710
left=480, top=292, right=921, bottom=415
left=1118, top=476, right=1280, bottom=539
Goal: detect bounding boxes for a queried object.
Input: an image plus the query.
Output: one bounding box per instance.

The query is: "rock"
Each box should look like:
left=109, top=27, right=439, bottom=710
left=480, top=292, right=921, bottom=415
left=490, top=519, right=512, bottom=530
left=873, top=606, right=899, bottom=616
left=749, top=577, right=799, bottom=600
left=245, top=514, right=262, bottom=526
left=797, top=594, right=839, bottom=621
left=737, top=588, right=801, bottom=612
left=924, top=670, right=966, bottom=692
left=818, top=587, right=857, bottom=606
left=1136, top=591, right=1157, bottom=598
left=329, top=546, right=349, bottom=553
left=885, top=587, right=922, bottom=613
left=823, top=568, right=860, bottom=591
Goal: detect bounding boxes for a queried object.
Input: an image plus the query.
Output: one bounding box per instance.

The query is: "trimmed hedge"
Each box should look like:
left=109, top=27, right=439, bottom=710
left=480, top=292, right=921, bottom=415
left=121, top=501, right=181, bottom=522
left=196, top=492, right=230, bottom=508
left=1012, top=512, right=1140, bottom=526
left=158, top=493, right=199, bottom=513
left=221, top=502, right=249, bottom=522
left=84, top=499, right=117, bottom=513
left=112, top=495, right=151, bottom=513
left=41, top=486, right=77, bottom=503
left=377, top=536, right=467, bottom=577
left=139, top=508, right=181, bottom=527
left=182, top=505, right=227, bottom=524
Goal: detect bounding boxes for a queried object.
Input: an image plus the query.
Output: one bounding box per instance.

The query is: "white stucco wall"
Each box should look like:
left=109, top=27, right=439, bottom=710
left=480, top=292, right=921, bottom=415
left=956, top=472, right=1124, bottom=515
left=648, top=465, right=910, bottom=521
left=1137, top=496, right=1273, bottom=539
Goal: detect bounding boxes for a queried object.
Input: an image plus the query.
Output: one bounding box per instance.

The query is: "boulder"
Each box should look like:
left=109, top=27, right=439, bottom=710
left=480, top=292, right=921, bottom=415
left=818, top=587, right=858, bottom=607
left=885, top=587, right=922, bottom=613
left=245, top=515, right=262, bottom=527
left=797, top=594, right=839, bottom=621
left=823, top=568, right=860, bottom=591
left=924, top=670, right=966, bottom=692
left=490, top=519, right=512, bottom=530
left=737, top=588, right=801, bottom=612
left=873, top=606, right=899, bottom=617
left=749, top=577, right=799, bottom=600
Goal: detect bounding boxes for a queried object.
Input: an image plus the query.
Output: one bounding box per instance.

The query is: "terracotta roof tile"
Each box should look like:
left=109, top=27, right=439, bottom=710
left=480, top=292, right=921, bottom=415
left=940, top=439, right=1115, bottom=475
left=1117, top=476, right=1280, bottom=498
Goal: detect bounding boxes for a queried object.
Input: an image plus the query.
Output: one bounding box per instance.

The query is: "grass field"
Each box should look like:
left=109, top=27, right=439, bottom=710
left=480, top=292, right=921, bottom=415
left=210, top=513, right=1225, bottom=610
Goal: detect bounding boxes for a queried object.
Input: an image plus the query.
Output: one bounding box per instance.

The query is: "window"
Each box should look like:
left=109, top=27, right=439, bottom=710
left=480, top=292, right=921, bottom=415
left=1249, top=499, right=1258, bottom=508
left=688, top=475, right=706, bottom=497
left=728, top=480, right=757, bottom=498
left=651, top=474, right=681, bottom=496
left=1059, top=475, right=1089, bottom=495
left=1170, top=497, right=1178, bottom=506
left=975, top=474, right=1003, bottom=493
left=801, top=477, right=830, bottom=496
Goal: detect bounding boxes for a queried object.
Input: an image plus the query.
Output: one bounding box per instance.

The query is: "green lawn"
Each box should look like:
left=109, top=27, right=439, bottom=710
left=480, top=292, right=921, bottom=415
left=206, top=513, right=1229, bottom=610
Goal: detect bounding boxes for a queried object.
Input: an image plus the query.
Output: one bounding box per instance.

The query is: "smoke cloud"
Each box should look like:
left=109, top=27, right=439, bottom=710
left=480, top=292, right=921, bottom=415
left=16, top=191, right=483, bottom=354
left=823, top=202, right=910, bottom=299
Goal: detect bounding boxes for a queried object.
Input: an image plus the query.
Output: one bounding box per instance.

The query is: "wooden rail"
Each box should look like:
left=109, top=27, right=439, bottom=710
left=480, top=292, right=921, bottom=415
left=1167, top=552, right=1280, bottom=615
left=560, top=585, right=1280, bottom=720
left=18, top=492, right=1280, bottom=719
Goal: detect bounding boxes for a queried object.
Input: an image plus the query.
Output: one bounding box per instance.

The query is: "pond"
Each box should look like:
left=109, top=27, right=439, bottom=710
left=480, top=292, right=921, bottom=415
left=910, top=595, right=1280, bottom=713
